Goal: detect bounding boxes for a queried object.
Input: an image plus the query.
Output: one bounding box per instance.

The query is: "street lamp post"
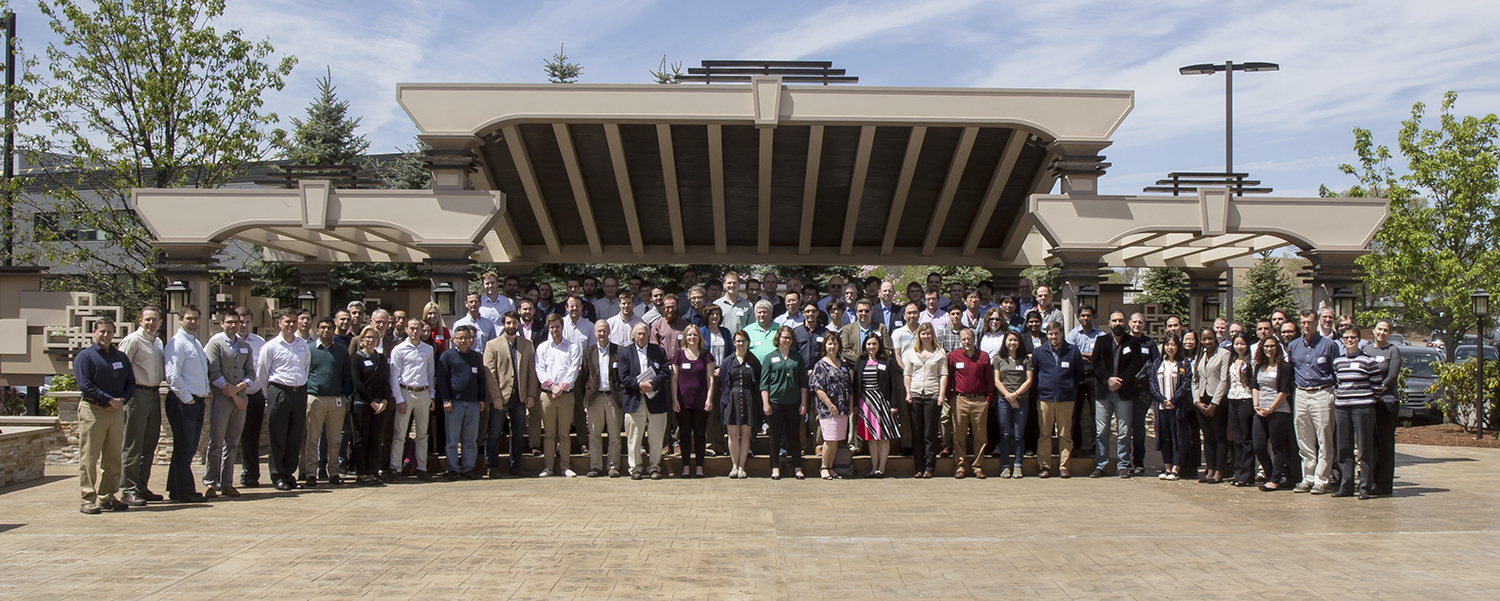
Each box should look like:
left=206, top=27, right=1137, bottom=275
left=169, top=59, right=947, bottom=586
left=1178, top=61, right=1279, bottom=178
left=1473, top=289, right=1489, bottom=440
left=2, top=11, right=16, bottom=267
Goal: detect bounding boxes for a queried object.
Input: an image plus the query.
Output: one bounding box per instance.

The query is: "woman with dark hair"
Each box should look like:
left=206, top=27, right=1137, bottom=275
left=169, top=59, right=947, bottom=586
left=991, top=330, right=1033, bottom=479
left=808, top=334, right=852, bottom=480
left=902, top=323, right=945, bottom=478
left=1253, top=334, right=1295, bottom=491
left=349, top=325, right=392, bottom=486
left=1149, top=334, right=1192, bottom=480
left=1177, top=330, right=1203, bottom=480
left=854, top=332, right=901, bottom=477
left=1363, top=319, right=1402, bottom=496
left=1224, top=332, right=1258, bottom=486
left=1193, top=326, right=1232, bottom=484
left=759, top=325, right=806, bottom=480
left=719, top=330, right=760, bottom=479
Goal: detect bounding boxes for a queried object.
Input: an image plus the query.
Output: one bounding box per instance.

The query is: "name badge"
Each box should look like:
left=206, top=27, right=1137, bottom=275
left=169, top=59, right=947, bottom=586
left=111, top=361, right=124, bottom=370
left=470, top=367, right=479, bottom=374
left=1377, top=356, right=1387, bottom=363
left=611, top=362, right=617, bottom=369
left=1122, top=347, right=1131, bottom=354
left=436, top=335, right=445, bottom=341
left=1015, top=365, right=1025, bottom=371
left=364, top=360, right=374, bottom=367
left=1061, top=361, right=1071, bottom=368
left=770, top=357, right=781, bottom=364
left=239, top=348, right=248, bottom=354
left=814, top=336, right=823, bottom=344
left=1317, top=357, right=1327, bottom=364
left=752, top=340, right=762, bottom=347
left=736, top=308, right=746, bottom=316
left=677, top=333, right=683, bottom=340
left=877, top=364, right=887, bottom=371
left=955, top=362, right=965, bottom=369
left=335, top=398, right=343, bottom=407
left=680, top=363, right=692, bottom=369
left=894, top=319, right=904, bottom=327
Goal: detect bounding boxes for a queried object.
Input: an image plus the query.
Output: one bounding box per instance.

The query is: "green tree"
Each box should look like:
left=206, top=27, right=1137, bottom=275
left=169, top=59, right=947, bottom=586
left=1235, top=252, right=1301, bottom=324
left=274, top=68, right=368, bottom=165
left=372, top=138, right=431, bottom=190
left=1135, top=267, right=1188, bottom=318
left=17, top=0, right=294, bottom=310
left=1333, top=91, right=1500, bottom=364
left=1021, top=265, right=1058, bottom=295
left=543, top=43, right=581, bottom=83
left=649, top=55, right=681, bottom=84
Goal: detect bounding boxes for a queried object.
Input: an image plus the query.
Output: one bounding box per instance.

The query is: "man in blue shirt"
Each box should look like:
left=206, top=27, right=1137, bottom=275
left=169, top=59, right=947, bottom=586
left=1065, top=304, right=1108, bottom=456
left=1032, top=321, right=1084, bottom=478
left=74, top=317, right=136, bottom=514
left=437, top=325, right=487, bottom=480
left=1286, top=308, right=1340, bottom=494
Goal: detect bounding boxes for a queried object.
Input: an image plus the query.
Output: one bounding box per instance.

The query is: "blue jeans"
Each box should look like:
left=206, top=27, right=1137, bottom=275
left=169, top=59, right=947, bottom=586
left=164, top=393, right=205, bottom=497
left=995, top=398, right=1027, bottom=467
left=1094, top=393, right=1133, bottom=471
left=486, top=398, right=527, bottom=471
left=445, top=401, right=481, bottom=474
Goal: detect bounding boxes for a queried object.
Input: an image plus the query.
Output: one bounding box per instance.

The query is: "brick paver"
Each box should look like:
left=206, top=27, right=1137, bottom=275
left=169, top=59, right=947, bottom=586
left=1, top=444, right=1497, bottom=599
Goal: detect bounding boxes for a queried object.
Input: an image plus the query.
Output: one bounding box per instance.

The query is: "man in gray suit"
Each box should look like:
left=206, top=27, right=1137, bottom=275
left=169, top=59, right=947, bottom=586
left=204, top=311, right=253, bottom=498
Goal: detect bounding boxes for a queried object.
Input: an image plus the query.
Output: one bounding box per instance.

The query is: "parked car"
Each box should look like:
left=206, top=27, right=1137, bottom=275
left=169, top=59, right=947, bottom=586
left=1401, top=346, right=1444, bottom=425
left=1387, top=333, right=1407, bottom=346
left=1453, top=344, right=1499, bottom=362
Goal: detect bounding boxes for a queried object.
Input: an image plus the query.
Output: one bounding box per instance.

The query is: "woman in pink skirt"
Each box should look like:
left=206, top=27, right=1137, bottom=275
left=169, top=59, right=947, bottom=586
left=808, top=335, right=852, bottom=480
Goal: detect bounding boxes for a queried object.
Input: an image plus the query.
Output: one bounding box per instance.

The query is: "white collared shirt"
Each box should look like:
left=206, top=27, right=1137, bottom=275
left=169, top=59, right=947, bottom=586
left=256, top=333, right=311, bottom=390
left=535, top=335, right=581, bottom=391
left=478, top=293, right=515, bottom=323
left=388, top=338, right=435, bottom=402
left=565, top=315, right=596, bottom=347
left=164, top=328, right=209, bottom=401
left=596, top=343, right=612, bottom=392
left=607, top=313, right=643, bottom=347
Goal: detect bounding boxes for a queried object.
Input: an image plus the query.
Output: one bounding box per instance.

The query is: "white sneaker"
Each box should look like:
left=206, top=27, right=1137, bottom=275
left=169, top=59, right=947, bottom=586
left=1164, top=473, right=1180, bottom=481
left=538, top=469, right=553, bottom=478
left=564, top=469, right=577, bottom=478
left=1158, top=472, right=1170, bottom=480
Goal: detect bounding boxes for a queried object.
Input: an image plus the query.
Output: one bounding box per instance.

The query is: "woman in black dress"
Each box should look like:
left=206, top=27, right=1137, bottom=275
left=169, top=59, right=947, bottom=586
left=719, top=330, right=761, bottom=479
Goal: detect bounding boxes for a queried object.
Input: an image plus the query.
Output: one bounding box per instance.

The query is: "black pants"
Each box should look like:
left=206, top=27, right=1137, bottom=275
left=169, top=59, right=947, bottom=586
left=374, top=399, right=396, bottom=474
left=1253, top=411, right=1292, bottom=486
left=1177, top=406, right=1202, bottom=478
left=677, top=408, right=709, bottom=468
left=1130, top=399, right=1149, bottom=468
left=767, top=403, right=803, bottom=471
left=1226, top=397, right=1256, bottom=484
left=1073, top=379, right=1096, bottom=452
left=164, top=393, right=205, bottom=497
left=1372, top=397, right=1398, bottom=494
left=1335, top=404, right=1375, bottom=495
left=1200, top=398, right=1231, bottom=475
left=1024, top=388, right=1040, bottom=454
left=266, top=383, right=308, bottom=480
left=487, top=398, right=527, bottom=471
left=349, top=402, right=380, bottom=477
left=239, top=390, right=267, bottom=484
left=429, top=403, right=446, bottom=457
left=910, top=396, right=941, bottom=473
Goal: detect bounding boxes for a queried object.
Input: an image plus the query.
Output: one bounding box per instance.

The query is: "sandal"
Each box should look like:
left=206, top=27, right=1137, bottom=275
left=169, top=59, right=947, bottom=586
left=821, top=468, right=833, bottom=480
left=794, top=470, right=806, bottom=480
left=771, top=470, right=781, bottom=480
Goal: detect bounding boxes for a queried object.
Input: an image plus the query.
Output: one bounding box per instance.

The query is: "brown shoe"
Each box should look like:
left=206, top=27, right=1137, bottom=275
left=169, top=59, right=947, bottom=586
left=1059, top=468, right=1071, bottom=479
left=119, top=492, right=147, bottom=507
left=973, top=468, right=986, bottom=480
left=954, top=467, right=966, bottom=479
left=221, top=486, right=241, bottom=498
left=203, top=486, right=218, bottom=499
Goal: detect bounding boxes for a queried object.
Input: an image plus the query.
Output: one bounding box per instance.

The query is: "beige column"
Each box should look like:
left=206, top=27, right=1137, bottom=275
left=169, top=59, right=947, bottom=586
left=1050, top=248, right=1110, bottom=333
left=297, top=262, right=336, bottom=319
left=157, top=242, right=222, bottom=340
left=1300, top=250, right=1364, bottom=314
left=1184, top=268, right=1227, bottom=331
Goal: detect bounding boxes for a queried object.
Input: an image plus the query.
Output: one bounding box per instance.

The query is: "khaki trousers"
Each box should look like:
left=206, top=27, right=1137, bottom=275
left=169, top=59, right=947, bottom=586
left=585, top=391, right=622, bottom=471
left=1038, top=401, right=1075, bottom=471
left=301, top=394, right=347, bottom=478
left=78, top=401, right=126, bottom=506
left=541, top=390, right=576, bottom=473
left=390, top=389, right=431, bottom=471
left=953, top=394, right=990, bottom=467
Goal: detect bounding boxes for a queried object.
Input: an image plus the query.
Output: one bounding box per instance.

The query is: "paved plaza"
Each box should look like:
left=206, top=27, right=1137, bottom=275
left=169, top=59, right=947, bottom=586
left=1, top=443, right=1497, bottom=600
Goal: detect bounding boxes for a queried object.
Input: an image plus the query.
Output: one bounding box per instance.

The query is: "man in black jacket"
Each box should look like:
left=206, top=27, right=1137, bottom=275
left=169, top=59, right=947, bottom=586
left=1089, top=311, right=1151, bottom=478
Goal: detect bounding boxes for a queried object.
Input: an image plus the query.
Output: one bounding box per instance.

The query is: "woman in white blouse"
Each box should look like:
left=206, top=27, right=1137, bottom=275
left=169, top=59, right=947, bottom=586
left=902, top=323, right=947, bottom=479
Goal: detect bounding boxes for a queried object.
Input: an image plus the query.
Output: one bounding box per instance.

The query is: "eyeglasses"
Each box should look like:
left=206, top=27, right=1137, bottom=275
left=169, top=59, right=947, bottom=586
left=857, top=309, right=870, bottom=314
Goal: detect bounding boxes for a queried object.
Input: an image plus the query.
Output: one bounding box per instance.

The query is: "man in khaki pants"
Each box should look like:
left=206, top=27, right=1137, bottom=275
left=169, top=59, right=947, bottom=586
left=534, top=313, right=581, bottom=477
left=74, top=317, right=136, bottom=514
left=579, top=320, right=622, bottom=477
left=116, top=307, right=164, bottom=506
left=302, top=318, right=351, bottom=487
left=940, top=328, right=991, bottom=479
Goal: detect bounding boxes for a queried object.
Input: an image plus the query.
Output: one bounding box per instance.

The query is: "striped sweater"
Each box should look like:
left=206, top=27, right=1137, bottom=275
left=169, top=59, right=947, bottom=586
left=1332, top=352, right=1379, bottom=407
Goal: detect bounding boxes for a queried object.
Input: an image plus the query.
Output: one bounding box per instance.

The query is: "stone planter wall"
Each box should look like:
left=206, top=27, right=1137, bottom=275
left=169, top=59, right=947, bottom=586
left=45, top=389, right=268, bottom=468
left=0, top=417, right=61, bottom=487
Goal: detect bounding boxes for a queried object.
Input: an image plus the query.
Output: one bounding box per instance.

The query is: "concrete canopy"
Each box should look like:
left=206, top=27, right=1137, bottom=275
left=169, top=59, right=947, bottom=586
left=130, top=78, right=1386, bottom=279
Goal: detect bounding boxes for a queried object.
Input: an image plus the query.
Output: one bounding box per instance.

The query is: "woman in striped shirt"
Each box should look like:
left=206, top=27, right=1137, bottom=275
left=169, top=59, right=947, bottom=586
left=1332, top=324, right=1379, bottom=499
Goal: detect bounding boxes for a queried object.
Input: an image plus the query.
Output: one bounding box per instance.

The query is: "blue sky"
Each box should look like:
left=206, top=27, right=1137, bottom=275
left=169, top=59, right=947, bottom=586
left=13, top=0, right=1500, bottom=197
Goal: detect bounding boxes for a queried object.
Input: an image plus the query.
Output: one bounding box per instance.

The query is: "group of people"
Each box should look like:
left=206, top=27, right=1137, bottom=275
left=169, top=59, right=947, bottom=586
left=71, top=269, right=1400, bottom=514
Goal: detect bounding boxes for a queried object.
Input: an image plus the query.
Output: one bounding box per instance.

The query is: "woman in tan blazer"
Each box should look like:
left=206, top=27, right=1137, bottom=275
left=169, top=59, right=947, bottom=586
left=1192, top=326, right=1232, bottom=484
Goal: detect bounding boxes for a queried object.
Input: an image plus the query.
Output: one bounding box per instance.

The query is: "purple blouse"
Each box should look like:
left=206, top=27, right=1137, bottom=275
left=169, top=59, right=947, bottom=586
left=672, top=349, right=715, bottom=410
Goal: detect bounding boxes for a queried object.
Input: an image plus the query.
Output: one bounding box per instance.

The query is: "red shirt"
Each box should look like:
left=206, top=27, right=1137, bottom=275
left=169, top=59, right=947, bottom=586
left=946, top=348, right=992, bottom=396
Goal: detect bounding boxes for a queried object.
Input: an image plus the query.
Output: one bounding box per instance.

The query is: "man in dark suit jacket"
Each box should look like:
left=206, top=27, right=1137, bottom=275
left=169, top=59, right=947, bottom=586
left=1089, top=310, right=1151, bottom=478
left=615, top=321, right=671, bottom=480
left=578, top=319, right=622, bottom=477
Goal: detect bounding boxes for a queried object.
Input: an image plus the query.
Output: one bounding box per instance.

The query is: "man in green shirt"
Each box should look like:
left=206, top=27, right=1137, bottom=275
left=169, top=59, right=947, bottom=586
left=301, top=318, right=352, bottom=487
left=742, top=300, right=780, bottom=366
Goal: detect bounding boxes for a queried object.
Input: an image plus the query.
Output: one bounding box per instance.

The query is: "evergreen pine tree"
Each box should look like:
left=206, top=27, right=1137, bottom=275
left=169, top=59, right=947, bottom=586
left=374, top=139, right=432, bottom=190
left=544, top=43, right=582, bottom=83
left=1235, top=252, right=1301, bottom=323
left=277, top=68, right=370, bottom=165
left=1136, top=267, right=1189, bottom=318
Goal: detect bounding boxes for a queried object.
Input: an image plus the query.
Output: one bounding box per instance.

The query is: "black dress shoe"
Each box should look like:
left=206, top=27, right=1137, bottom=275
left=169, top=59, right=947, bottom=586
left=1358, top=492, right=1371, bottom=500
left=1332, top=491, right=1353, bottom=498
left=488, top=467, right=504, bottom=479
left=140, top=490, right=165, bottom=502
left=327, top=475, right=342, bottom=486
left=318, top=468, right=329, bottom=480
left=416, top=470, right=433, bottom=482
left=460, top=471, right=479, bottom=480
left=274, top=480, right=293, bottom=491
left=303, top=477, right=318, bottom=488
left=105, top=498, right=130, bottom=511
left=170, top=493, right=208, bottom=503
left=119, top=492, right=148, bottom=506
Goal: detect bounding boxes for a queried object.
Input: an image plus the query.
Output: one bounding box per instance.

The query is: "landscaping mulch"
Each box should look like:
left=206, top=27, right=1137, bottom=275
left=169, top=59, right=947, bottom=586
left=1396, top=423, right=1500, bottom=448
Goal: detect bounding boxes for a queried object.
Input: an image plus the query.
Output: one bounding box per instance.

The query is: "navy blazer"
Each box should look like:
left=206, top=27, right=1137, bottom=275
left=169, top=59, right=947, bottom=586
left=616, top=342, right=670, bottom=414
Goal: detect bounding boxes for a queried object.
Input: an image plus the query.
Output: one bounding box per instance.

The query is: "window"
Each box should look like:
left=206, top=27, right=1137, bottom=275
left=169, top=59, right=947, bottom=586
left=33, top=212, right=112, bottom=241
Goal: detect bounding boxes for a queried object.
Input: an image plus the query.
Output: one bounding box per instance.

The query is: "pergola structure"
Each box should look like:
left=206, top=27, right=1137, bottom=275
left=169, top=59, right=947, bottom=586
left=131, top=78, right=1388, bottom=337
